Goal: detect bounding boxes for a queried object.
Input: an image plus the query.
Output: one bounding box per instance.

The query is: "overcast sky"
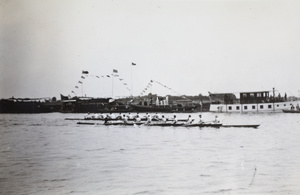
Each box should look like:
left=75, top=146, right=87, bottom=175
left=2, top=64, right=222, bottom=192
left=1, top=0, right=300, bottom=99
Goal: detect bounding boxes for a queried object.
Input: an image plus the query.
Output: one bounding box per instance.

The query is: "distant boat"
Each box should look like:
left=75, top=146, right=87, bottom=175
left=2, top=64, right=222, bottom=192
left=129, top=104, right=200, bottom=113
left=209, top=88, right=299, bottom=113
left=282, top=109, right=300, bottom=113
left=0, top=97, right=60, bottom=113
left=130, top=95, right=202, bottom=113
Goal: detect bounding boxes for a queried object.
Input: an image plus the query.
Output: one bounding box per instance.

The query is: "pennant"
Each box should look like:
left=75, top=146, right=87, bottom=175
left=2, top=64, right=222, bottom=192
left=96, top=76, right=99, bottom=78
left=81, top=76, right=85, bottom=79
left=75, top=86, right=79, bottom=88
left=132, top=62, right=136, bottom=66
left=106, top=75, right=110, bottom=78
left=113, top=69, right=118, bottom=73
left=82, top=70, right=89, bottom=74
left=78, top=81, right=82, bottom=84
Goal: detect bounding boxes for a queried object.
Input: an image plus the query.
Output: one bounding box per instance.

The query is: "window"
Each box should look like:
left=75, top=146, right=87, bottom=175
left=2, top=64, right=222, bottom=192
left=228, top=106, right=232, bottom=110
left=244, top=106, right=248, bottom=110
left=277, top=104, right=279, bottom=107
left=260, top=105, right=264, bottom=109
left=268, top=105, right=272, bottom=109
left=284, top=104, right=286, bottom=106
left=236, top=106, right=240, bottom=110
left=252, top=105, right=256, bottom=109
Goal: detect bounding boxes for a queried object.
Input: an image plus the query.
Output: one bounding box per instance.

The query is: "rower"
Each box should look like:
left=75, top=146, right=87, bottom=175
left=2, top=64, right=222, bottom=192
left=161, top=115, right=167, bottom=123
left=116, top=113, right=122, bottom=120
left=146, top=114, right=152, bottom=124
left=198, top=115, right=203, bottom=124
left=135, top=115, right=141, bottom=122
left=122, top=114, right=128, bottom=124
left=99, top=113, right=105, bottom=119
left=153, top=113, right=162, bottom=120
left=94, top=113, right=99, bottom=119
left=128, top=113, right=133, bottom=119
left=185, top=115, right=193, bottom=124
left=144, top=113, right=149, bottom=118
left=84, top=112, right=91, bottom=119
left=214, top=116, right=220, bottom=124
left=173, top=115, right=177, bottom=124
left=134, top=113, right=140, bottom=119
left=109, top=113, right=116, bottom=119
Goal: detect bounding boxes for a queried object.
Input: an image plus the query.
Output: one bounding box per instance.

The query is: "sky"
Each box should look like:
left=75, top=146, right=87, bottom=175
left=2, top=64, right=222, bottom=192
left=1, top=0, right=300, bottom=99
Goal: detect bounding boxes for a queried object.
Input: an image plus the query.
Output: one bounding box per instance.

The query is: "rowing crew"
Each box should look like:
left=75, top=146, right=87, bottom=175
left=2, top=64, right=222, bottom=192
left=85, top=112, right=163, bottom=120
left=84, top=112, right=220, bottom=125
left=121, top=114, right=220, bottom=125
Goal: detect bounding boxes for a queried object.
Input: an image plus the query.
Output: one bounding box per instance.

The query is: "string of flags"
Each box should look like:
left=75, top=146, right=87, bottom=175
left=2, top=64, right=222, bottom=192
left=70, top=69, right=132, bottom=97
left=139, top=80, right=188, bottom=99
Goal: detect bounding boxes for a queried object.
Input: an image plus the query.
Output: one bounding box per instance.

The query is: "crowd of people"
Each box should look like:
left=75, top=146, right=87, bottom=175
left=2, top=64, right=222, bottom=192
left=84, top=112, right=220, bottom=125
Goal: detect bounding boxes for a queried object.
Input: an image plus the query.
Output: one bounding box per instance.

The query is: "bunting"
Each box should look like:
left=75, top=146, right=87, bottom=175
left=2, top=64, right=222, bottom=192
left=70, top=70, right=133, bottom=97
left=138, top=79, right=187, bottom=99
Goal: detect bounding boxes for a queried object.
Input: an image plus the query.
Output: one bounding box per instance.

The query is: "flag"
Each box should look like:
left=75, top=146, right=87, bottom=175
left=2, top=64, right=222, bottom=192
left=81, top=76, right=85, bottom=79
left=75, top=86, right=79, bottom=88
left=78, top=81, right=82, bottom=84
left=106, top=75, right=110, bottom=78
left=132, top=62, right=136, bottom=66
left=113, top=69, right=118, bottom=73
left=82, top=70, right=89, bottom=74
left=96, top=76, right=99, bottom=78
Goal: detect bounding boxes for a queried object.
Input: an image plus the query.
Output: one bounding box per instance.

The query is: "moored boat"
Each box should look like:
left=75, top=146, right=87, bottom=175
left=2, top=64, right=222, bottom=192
left=209, top=88, right=299, bottom=113
left=282, top=109, right=300, bottom=113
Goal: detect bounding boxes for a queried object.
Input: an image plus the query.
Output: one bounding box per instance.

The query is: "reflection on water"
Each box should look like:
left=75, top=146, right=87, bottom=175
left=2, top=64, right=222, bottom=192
left=0, top=113, right=300, bottom=195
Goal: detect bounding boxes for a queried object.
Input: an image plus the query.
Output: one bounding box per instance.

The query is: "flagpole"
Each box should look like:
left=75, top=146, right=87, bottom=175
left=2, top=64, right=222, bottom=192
left=112, top=74, right=114, bottom=98
left=131, top=65, right=133, bottom=97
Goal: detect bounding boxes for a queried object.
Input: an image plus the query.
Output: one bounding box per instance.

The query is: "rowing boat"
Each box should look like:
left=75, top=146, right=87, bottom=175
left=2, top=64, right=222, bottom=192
left=282, top=109, right=300, bottom=113
left=222, top=124, right=260, bottom=128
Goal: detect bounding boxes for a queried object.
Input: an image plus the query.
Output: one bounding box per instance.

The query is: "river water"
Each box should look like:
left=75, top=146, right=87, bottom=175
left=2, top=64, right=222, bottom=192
left=0, top=112, right=300, bottom=195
